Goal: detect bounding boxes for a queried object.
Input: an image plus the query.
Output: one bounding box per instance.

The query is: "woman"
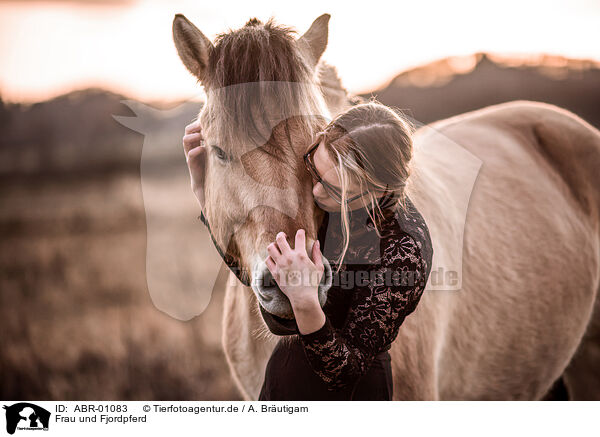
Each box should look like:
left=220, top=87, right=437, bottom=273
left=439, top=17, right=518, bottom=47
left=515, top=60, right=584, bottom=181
left=183, top=102, right=433, bottom=400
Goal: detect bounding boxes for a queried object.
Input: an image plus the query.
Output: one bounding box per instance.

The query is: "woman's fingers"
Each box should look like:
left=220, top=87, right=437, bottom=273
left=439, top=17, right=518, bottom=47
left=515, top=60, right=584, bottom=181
left=295, top=229, right=307, bottom=257
left=183, top=119, right=206, bottom=210
left=183, top=118, right=203, bottom=156
left=275, top=232, right=292, bottom=256
left=187, top=146, right=206, bottom=175
left=185, top=119, right=202, bottom=135
left=311, top=240, right=324, bottom=272
left=265, top=256, right=279, bottom=279
left=183, top=132, right=204, bottom=157
left=267, top=241, right=283, bottom=264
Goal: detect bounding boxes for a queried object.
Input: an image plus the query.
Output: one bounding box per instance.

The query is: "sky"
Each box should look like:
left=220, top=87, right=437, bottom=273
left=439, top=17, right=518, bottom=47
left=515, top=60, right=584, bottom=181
left=0, top=0, right=599, bottom=103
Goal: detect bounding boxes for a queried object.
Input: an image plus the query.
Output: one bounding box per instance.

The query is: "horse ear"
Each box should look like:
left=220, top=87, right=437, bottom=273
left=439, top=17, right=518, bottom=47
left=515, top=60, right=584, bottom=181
left=172, top=14, right=214, bottom=82
left=298, top=13, right=330, bottom=68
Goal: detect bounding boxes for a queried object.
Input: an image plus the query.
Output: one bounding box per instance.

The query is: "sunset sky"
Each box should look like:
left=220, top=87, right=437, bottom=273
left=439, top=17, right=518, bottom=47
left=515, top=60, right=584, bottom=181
left=1, top=0, right=599, bottom=103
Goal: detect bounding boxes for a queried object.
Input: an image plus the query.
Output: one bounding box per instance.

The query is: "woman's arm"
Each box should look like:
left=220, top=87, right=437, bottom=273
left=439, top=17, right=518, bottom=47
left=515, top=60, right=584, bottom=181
left=297, top=229, right=427, bottom=391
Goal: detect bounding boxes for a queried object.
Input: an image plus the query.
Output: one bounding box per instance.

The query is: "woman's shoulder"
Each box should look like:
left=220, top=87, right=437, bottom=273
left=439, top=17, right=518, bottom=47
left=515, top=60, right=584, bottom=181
left=378, top=224, right=421, bottom=267
left=379, top=197, right=433, bottom=278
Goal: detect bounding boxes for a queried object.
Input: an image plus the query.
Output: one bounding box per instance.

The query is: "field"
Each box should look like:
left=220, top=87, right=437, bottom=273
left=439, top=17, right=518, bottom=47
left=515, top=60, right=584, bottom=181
left=0, top=171, right=240, bottom=400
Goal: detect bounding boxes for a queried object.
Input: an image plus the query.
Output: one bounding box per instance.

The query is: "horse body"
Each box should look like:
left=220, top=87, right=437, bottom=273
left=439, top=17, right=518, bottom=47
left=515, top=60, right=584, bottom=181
left=172, top=14, right=600, bottom=400
left=418, top=102, right=600, bottom=400
left=223, top=101, right=600, bottom=400
left=397, top=101, right=600, bottom=399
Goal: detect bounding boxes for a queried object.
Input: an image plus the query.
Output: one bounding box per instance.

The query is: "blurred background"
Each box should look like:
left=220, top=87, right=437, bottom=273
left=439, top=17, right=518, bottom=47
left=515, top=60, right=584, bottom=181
left=1, top=0, right=599, bottom=400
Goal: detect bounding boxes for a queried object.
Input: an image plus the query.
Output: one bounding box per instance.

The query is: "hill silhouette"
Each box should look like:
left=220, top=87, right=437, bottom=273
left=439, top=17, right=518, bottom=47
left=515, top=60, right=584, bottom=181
left=1, top=52, right=599, bottom=176
left=0, top=88, right=200, bottom=177
left=363, top=52, right=600, bottom=127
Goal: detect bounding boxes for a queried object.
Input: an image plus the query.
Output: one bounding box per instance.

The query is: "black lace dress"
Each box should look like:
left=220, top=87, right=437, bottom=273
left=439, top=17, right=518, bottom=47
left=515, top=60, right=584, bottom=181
left=258, top=193, right=433, bottom=400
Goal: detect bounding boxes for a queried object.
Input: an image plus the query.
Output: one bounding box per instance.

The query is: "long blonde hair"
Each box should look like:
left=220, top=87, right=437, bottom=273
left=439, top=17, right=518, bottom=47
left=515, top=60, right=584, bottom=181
left=318, top=101, right=416, bottom=269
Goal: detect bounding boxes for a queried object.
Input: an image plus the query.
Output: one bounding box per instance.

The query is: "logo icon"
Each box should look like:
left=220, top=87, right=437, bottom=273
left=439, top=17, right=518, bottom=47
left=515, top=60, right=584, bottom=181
left=3, top=403, right=50, bottom=435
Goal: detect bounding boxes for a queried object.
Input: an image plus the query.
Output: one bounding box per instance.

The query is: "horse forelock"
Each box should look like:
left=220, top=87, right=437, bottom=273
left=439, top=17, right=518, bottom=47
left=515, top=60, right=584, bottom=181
left=200, top=16, right=330, bottom=152
left=209, top=17, right=307, bottom=87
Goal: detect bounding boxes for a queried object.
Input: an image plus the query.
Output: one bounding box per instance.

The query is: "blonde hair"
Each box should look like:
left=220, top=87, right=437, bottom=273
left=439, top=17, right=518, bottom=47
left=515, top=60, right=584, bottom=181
left=318, top=101, right=416, bottom=270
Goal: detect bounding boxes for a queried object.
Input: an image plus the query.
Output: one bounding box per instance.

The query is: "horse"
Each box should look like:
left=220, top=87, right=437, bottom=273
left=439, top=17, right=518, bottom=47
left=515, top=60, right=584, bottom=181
left=172, top=13, right=600, bottom=400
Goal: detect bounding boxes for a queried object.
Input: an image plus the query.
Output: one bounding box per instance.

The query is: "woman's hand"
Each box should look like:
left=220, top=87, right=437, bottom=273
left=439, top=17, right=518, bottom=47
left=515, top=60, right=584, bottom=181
left=266, top=230, right=327, bottom=334
left=182, top=119, right=206, bottom=210
left=265, top=229, right=325, bottom=310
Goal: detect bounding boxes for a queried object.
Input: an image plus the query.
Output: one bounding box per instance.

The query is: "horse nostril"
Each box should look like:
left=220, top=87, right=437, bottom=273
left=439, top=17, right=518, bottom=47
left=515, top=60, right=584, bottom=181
left=255, top=264, right=281, bottom=301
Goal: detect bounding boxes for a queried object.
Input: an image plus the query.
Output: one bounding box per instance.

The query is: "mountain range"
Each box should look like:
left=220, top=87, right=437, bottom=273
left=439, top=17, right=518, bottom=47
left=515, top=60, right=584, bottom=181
left=1, top=52, right=599, bottom=175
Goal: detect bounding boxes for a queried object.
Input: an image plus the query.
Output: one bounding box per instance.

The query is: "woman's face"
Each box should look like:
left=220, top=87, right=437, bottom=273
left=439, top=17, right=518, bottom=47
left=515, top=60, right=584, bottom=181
left=310, top=141, right=369, bottom=212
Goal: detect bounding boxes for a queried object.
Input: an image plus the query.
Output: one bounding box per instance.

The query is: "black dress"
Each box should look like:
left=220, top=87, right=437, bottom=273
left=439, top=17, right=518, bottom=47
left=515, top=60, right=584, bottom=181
left=258, top=194, right=433, bottom=401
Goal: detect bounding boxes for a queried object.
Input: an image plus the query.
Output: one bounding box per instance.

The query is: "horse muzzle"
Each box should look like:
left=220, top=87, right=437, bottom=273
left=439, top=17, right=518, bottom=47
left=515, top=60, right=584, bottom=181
left=251, top=253, right=333, bottom=320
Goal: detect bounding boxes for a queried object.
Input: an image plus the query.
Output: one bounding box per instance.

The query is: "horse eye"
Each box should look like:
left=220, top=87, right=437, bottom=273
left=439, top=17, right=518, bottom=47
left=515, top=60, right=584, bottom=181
left=212, top=145, right=230, bottom=162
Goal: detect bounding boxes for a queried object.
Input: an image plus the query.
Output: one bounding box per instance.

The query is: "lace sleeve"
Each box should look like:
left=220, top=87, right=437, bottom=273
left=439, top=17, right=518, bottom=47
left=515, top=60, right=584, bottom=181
left=297, top=230, right=426, bottom=391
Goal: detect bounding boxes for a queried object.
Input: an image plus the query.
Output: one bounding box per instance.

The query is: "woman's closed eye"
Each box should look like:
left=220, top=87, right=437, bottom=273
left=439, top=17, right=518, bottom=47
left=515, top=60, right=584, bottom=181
left=322, top=181, right=342, bottom=197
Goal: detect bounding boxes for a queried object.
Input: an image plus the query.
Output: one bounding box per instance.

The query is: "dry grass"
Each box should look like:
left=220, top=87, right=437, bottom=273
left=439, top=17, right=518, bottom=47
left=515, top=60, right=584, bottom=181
left=0, top=171, right=241, bottom=400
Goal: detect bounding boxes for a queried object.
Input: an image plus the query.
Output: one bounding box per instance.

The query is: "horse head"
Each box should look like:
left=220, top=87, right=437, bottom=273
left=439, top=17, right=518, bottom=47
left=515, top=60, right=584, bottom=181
left=173, top=13, right=335, bottom=319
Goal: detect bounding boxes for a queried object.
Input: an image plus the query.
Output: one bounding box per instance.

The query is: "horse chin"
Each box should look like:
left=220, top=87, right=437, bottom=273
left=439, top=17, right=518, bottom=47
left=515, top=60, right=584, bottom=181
left=251, top=256, right=333, bottom=320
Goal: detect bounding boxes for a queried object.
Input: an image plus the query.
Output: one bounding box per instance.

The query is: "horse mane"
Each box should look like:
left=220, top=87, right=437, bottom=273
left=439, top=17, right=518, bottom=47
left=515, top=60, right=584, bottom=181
left=317, top=60, right=364, bottom=117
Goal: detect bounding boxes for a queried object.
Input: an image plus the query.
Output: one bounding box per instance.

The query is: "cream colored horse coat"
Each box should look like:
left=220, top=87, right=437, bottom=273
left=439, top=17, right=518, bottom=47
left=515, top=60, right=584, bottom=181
left=222, top=99, right=600, bottom=400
